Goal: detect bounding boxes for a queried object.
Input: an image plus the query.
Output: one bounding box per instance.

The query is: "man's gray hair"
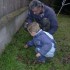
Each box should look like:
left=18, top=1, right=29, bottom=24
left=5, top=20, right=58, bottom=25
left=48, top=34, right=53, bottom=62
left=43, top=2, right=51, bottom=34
left=29, top=0, right=43, bottom=10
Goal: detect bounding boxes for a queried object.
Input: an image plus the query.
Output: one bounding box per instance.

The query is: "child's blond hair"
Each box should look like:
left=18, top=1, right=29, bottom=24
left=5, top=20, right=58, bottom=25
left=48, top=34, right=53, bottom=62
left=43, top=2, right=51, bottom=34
left=27, top=22, right=40, bottom=33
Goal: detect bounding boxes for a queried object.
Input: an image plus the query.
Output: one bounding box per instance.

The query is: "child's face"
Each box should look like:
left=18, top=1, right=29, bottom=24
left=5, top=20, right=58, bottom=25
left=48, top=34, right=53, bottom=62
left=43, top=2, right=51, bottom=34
left=29, top=31, right=36, bottom=36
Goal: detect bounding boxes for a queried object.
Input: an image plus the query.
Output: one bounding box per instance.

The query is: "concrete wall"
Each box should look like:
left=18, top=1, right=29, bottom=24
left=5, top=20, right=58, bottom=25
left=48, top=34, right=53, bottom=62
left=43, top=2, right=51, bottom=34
left=0, top=7, right=28, bottom=54
left=0, top=0, right=29, bottom=18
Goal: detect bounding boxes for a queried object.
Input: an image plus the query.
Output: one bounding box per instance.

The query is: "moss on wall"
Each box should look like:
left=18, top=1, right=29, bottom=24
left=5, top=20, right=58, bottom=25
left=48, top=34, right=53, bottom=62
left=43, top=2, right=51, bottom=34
left=0, top=7, right=28, bottom=29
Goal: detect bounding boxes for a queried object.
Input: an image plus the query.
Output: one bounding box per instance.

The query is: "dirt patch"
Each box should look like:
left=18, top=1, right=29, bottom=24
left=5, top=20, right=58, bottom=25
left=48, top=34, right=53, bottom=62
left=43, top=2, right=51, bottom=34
left=61, top=54, right=70, bottom=64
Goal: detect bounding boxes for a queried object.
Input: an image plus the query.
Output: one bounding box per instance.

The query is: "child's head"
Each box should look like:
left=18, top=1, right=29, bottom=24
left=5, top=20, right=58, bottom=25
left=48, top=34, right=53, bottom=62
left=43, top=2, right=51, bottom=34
left=27, top=22, right=40, bottom=36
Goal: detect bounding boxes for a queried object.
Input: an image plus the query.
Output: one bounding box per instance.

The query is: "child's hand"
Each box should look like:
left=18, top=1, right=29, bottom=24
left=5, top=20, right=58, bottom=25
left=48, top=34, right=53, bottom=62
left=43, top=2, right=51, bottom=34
left=24, top=44, right=28, bottom=48
left=36, top=53, right=41, bottom=57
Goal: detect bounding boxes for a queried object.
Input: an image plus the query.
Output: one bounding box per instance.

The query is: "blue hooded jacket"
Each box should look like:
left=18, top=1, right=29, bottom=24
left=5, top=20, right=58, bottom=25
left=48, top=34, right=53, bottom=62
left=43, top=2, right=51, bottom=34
left=27, top=30, right=56, bottom=56
left=27, top=5, right=58, bottom=34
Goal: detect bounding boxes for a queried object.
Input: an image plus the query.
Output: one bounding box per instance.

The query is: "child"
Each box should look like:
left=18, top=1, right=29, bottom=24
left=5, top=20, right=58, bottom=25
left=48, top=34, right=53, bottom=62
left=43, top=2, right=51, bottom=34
left=24, top=22, right=56, bottom=63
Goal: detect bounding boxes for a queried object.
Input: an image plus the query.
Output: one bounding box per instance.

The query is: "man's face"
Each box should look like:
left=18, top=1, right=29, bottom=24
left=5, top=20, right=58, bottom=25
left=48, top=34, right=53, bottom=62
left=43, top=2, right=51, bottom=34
left=32, top=7, right=42, bottom=15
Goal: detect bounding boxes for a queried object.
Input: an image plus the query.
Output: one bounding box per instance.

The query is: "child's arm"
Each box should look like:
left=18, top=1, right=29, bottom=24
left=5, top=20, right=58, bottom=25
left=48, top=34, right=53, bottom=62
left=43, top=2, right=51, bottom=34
left=24, top=40, right=34, bottom=48
left=24, top=44, right=28, bottom=48
left=27, top=39, right=34, bottom=47
left=36, top=53, right=41, bottom=57
left=38, top=44, right=52, bottom=56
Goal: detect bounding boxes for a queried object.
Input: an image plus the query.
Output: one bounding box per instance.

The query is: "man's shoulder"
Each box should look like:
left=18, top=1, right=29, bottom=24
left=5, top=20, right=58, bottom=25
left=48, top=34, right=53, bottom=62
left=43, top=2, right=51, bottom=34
left=44, top=5, right=55, bottom=14
left=44, top=5, right=53, bottom=11
left=28, top=9, right=33, bottom=15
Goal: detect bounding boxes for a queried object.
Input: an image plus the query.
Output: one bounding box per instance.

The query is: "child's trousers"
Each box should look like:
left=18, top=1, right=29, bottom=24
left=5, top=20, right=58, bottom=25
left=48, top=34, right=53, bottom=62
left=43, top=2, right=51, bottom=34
left=36, top=45, right=55, bottom=62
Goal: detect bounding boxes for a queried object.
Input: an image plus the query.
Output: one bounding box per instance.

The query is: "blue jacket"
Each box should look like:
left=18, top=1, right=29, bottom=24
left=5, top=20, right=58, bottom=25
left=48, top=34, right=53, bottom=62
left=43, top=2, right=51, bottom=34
left=27, top=29, right=56, bottom=56
left=27, top=5, right=58, bottom=34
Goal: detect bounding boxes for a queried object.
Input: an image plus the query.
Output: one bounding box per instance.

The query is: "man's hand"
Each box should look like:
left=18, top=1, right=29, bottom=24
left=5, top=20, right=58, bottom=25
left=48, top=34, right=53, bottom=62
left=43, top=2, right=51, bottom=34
left=24, top=44, right=28, bottom=48
left=24, top=22, right=28, bottom=28
left=36, top=53, right=41, bottom=57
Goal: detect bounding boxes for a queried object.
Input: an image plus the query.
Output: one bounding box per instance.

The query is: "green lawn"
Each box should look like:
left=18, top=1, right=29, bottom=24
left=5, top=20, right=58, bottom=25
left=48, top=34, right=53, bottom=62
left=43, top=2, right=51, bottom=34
left=0, top=15, right=70, bottom=70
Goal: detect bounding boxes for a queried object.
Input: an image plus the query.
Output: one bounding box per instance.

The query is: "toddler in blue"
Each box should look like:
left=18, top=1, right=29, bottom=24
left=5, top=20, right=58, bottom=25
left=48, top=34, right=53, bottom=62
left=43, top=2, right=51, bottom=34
left=24, top=22, right=56, bottom=63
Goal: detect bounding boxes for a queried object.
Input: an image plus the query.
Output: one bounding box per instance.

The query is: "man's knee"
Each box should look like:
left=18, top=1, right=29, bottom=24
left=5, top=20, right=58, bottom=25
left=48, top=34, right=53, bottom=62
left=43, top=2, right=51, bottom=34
left=41, top=18, right=50, bottom=31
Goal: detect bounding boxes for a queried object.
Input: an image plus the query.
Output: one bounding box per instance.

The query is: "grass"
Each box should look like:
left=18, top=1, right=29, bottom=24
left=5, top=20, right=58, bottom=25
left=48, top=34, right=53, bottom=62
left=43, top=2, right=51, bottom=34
left=0, top=15, right=70, bottom=70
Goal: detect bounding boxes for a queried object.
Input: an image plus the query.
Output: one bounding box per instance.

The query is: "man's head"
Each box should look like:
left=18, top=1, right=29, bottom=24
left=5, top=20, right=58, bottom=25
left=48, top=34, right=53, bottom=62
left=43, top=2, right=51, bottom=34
left=29, top=0, right=43, bottom=15
left=27, top=22, right=40, bottom=36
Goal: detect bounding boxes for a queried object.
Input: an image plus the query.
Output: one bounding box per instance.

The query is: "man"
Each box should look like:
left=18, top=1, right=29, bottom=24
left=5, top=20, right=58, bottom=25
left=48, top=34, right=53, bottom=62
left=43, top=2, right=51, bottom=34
left=24, top=0, right=58, bottom=35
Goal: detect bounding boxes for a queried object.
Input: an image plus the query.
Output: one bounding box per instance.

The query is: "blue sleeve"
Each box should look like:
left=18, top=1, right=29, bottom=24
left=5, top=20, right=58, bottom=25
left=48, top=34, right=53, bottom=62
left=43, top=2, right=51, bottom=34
left=27, top=10, right=34, bottom=24
left=35, top=40, right=42, bottom=53
left=46, top=9, right=58, bottom=34
left=27, top=40, right=34, bottom=47
left=35, top=40, right=41, bottom=46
